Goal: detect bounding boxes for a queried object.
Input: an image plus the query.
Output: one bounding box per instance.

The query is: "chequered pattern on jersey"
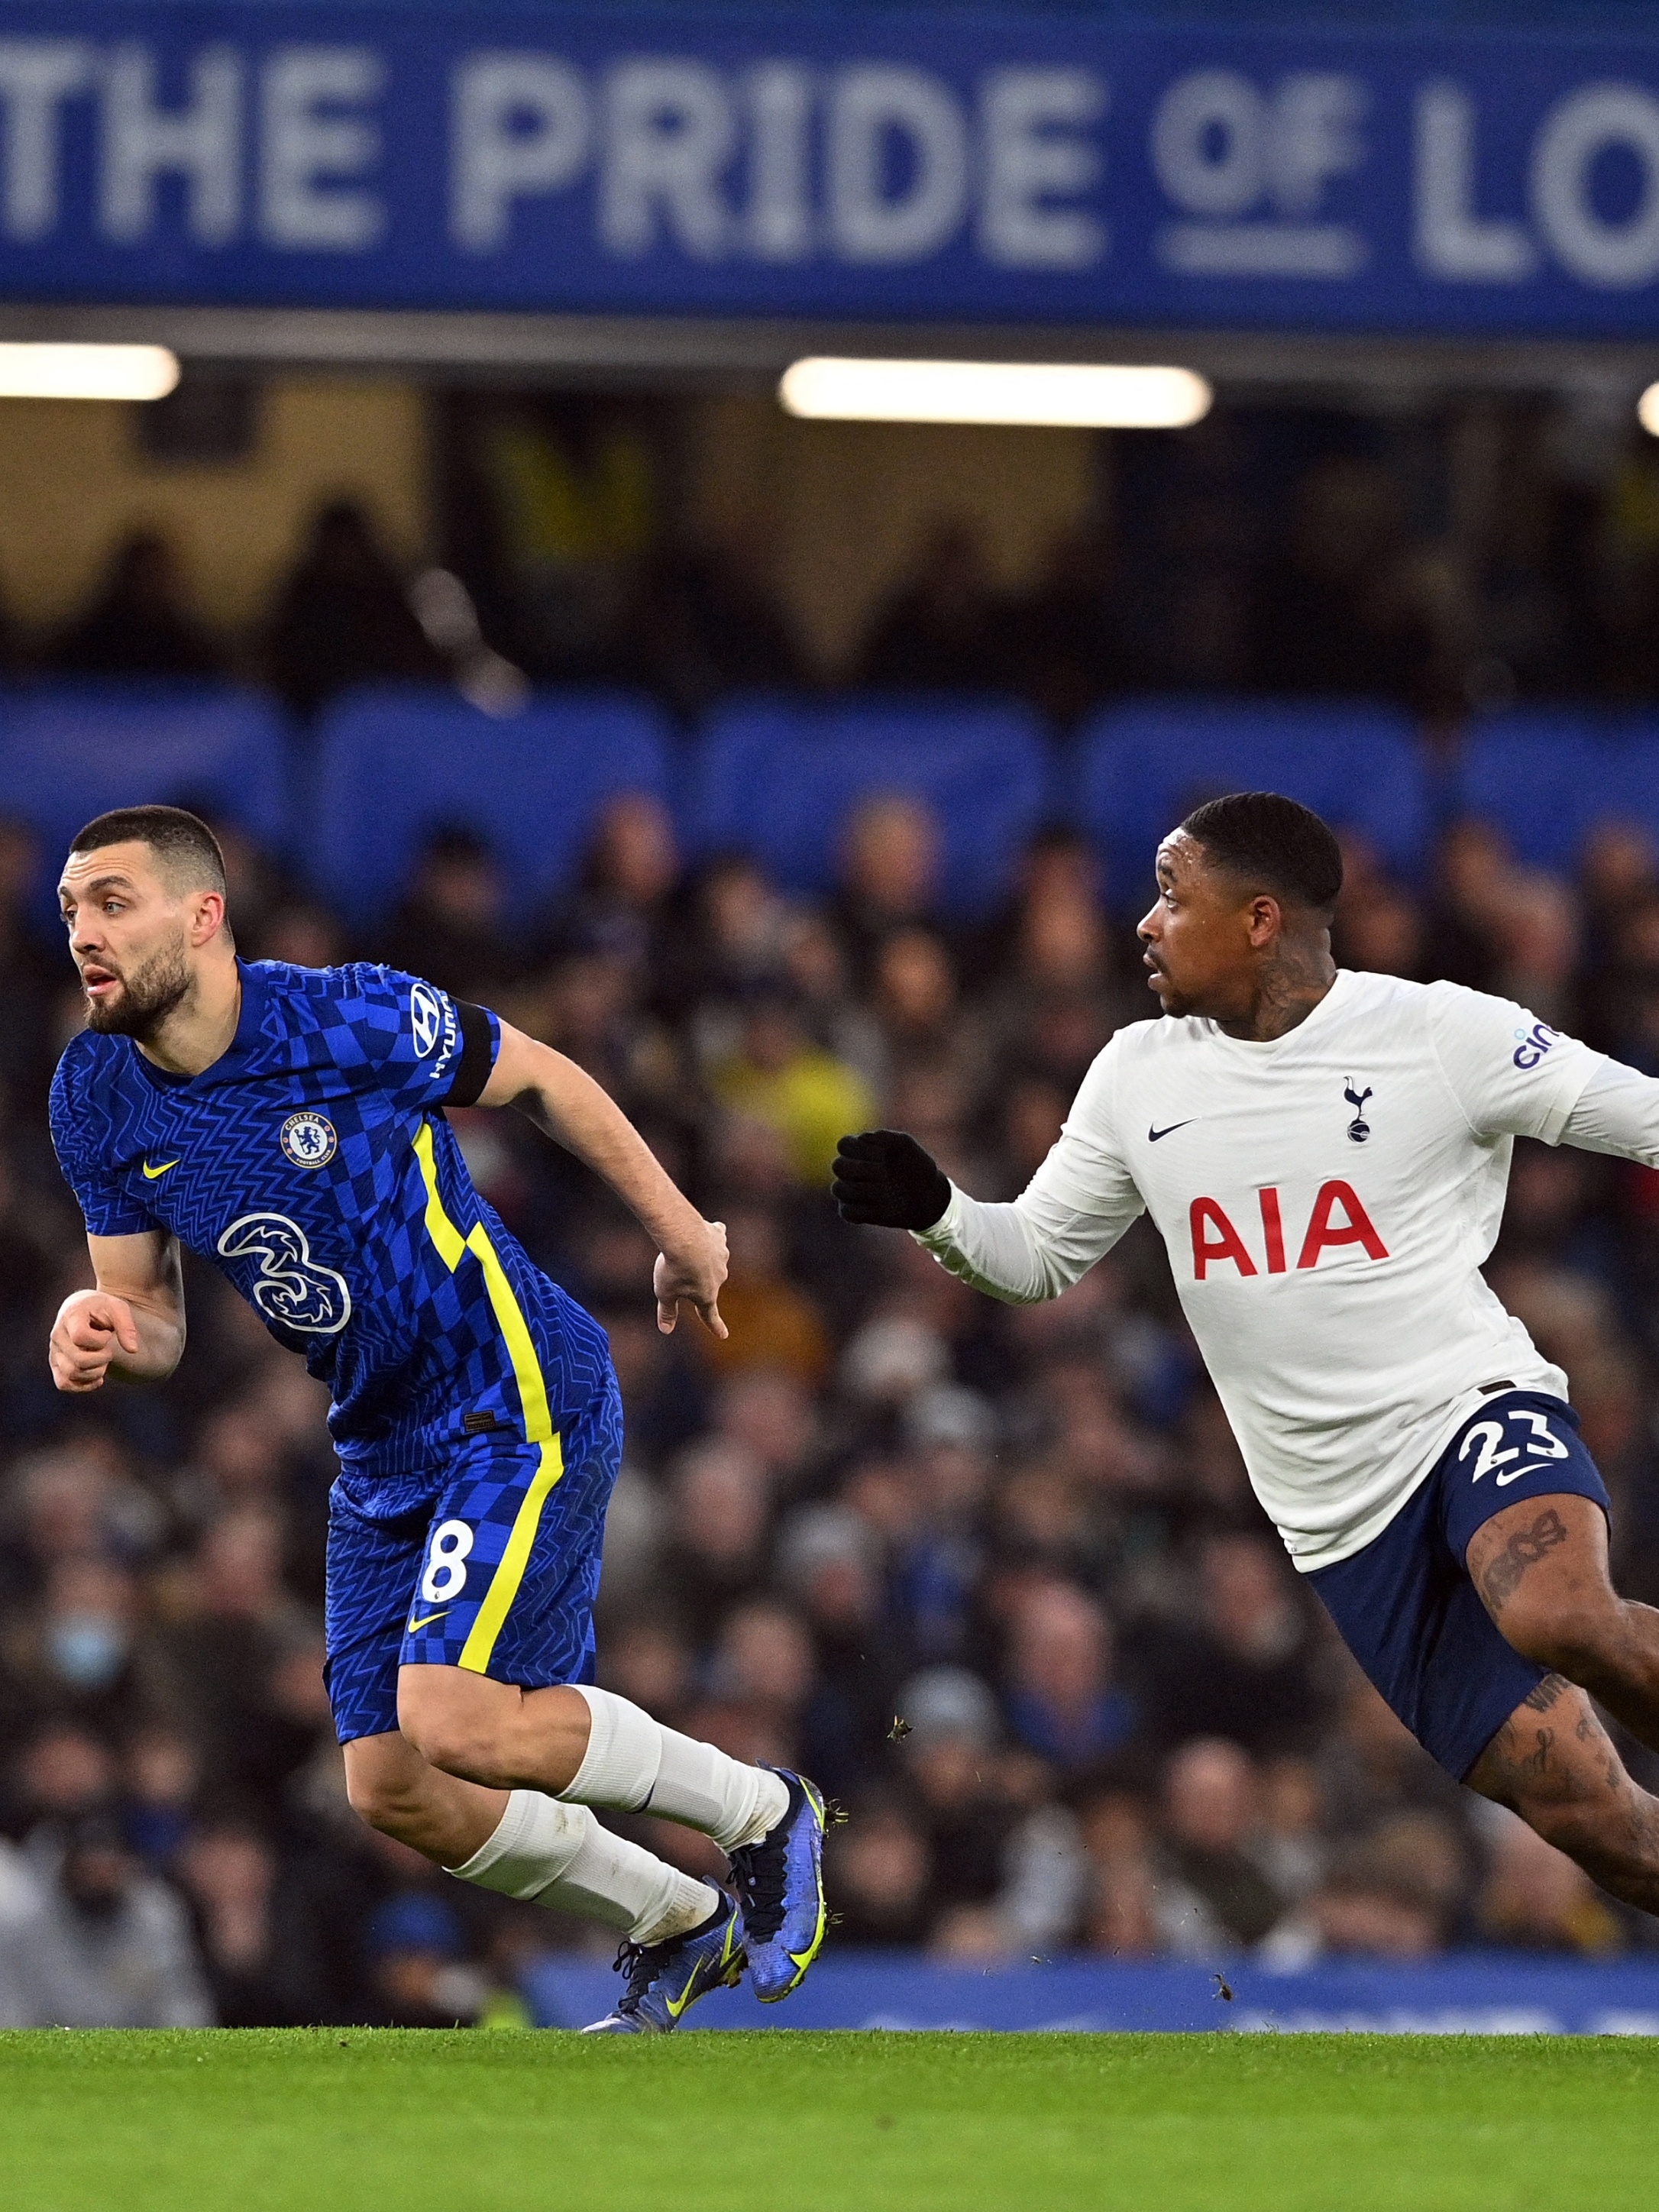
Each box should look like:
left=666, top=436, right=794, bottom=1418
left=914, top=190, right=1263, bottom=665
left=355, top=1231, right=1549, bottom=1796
left=323, top=1379, right=622, bottom=1744
left=50, top=959, right=615, bottom=1500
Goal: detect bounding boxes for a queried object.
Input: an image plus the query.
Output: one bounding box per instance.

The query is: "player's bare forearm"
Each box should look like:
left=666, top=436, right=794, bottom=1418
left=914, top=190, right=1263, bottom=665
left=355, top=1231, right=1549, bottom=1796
left=479, top=1023, right=728, bottom=1336
left=50, top=1231, right=186, bottom=1391
left=483, top=1027, right=697, bottom=1243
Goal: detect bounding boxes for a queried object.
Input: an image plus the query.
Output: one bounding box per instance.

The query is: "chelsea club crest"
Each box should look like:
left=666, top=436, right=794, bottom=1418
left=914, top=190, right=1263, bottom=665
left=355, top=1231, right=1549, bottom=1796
left=280, top=1111, right=338, bottom=1169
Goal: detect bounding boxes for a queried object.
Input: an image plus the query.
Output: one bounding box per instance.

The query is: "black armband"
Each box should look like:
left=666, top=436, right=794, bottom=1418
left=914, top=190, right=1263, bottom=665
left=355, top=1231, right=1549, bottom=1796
left=444, top=1002, right=496, bottom=1107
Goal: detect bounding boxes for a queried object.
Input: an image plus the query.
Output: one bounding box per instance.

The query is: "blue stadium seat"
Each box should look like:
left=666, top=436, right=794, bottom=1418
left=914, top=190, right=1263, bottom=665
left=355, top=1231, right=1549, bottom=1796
left=1589, top=720, right=1659, bottom=857
left=0, top=683, right=294, bottom=866
left=309, top=686, right=675, bottom=925
left=1073, top=698, right=1429, bottom=908
left=1452, top=711, right=1619, bottom=869
left=685, top=697, right=1053, bottom=915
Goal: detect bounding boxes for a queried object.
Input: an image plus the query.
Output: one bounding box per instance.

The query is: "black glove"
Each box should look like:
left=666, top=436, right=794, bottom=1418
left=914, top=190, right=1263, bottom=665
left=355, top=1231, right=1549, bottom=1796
left=832, top=1129, right=951, bottom=1231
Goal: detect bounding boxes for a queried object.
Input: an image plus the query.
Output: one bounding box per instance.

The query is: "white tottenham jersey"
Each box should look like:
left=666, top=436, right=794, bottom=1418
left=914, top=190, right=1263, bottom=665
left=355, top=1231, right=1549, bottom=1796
left=917, top=970, right=1609, bottom=1571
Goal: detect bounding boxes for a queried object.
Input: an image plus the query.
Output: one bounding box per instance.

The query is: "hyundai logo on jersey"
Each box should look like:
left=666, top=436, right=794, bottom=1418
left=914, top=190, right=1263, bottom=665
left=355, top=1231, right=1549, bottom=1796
left=280, top=1111, right=338, bottom=1169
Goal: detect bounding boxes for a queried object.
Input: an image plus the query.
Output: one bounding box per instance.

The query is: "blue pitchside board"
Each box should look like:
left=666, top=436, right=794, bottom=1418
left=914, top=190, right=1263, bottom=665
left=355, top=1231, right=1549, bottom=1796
left=522, top=1950, right=1659, bottom=2035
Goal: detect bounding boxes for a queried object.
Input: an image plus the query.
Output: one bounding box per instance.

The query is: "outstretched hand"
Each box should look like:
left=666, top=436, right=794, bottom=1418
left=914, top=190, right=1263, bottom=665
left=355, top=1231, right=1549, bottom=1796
left=654, top=1218, right=729, bottom=1339
left=831, top=1129, right=952, bottom=1231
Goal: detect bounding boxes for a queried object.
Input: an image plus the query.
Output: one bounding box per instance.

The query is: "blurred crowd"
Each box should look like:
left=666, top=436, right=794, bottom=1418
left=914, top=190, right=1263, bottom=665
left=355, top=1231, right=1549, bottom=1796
left=14, top=391, right=1659, bottom=726
left=6, top=765, right=1659, bottom=2027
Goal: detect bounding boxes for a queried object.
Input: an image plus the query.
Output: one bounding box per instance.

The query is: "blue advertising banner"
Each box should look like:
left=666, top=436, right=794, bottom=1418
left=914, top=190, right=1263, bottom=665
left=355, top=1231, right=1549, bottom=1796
left=522, top=1951, right=1659, bottom=2034
left=7, top=6, right=1659, bottom=335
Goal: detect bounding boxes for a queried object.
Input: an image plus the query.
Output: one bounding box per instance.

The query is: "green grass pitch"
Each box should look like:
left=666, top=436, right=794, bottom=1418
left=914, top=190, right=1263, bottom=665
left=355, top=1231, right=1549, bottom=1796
left=3, top=2028, right=1655, bottom=2212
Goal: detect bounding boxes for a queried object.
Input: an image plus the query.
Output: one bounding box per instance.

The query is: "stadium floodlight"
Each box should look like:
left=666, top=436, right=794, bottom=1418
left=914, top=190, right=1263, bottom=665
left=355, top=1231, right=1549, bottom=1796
left=1640, top=382, right=1659, bottom=438
left=0, top=343, right=179, bottom=401
left=778, top=357, right=1213, bottom=428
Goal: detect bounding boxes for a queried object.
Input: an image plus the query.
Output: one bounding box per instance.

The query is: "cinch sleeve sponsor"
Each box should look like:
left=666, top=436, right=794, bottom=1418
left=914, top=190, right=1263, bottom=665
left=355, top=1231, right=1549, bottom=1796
left=1423, top=981, right=1603, bottom=1146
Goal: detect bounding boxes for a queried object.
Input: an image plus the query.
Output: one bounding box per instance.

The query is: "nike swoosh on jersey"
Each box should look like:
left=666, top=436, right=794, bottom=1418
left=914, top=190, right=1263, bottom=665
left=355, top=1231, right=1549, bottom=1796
left=406, top=1609, right=450, bottom=1633
left=1494, top=1463, right=1564, bottom=1486
left=141, top=1159, right=181, bottom=1179
left=1147, top=1121, right=1195, bottom=1142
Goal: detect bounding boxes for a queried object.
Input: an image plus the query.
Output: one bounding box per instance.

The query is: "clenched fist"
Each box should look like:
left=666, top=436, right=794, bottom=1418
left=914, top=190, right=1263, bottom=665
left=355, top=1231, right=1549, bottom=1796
left=50, top=1289, right=141, bottom=1393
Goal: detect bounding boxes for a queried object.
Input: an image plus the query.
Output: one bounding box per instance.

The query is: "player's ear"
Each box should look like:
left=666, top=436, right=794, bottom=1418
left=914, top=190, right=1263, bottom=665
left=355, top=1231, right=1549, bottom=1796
left=189, top=889, right=228, bottom=946
left=1246, top=894, right=1282, bottom=949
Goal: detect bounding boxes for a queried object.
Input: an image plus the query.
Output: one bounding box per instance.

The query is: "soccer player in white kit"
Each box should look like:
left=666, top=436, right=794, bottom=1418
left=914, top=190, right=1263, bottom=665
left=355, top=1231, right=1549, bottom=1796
left=834, top=792, right=1659, bottom=1914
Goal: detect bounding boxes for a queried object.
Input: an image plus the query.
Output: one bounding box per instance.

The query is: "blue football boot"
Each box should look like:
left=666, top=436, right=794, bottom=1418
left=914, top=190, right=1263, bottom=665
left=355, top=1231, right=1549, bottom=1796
left=726, top=1767, right=833, bottom=2003
left=580, top=1890, right=745, bottom=2034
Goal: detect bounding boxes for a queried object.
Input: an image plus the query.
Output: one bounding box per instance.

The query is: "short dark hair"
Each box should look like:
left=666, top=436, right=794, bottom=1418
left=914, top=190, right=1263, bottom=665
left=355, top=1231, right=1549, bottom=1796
left=68, top=805, right=227, bottom=895
left=1179, top=791, right=1344, bottom=914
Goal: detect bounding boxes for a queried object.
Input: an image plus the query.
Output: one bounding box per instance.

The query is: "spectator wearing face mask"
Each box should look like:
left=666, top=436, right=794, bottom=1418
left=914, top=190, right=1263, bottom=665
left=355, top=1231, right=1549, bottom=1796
left=0, top=1814, right=211, bottom=2026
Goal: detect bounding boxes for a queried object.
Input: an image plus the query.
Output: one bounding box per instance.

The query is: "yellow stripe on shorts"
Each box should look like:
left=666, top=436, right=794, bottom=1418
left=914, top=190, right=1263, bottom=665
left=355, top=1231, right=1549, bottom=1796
left=412, top=1119, right=565, bottom=1673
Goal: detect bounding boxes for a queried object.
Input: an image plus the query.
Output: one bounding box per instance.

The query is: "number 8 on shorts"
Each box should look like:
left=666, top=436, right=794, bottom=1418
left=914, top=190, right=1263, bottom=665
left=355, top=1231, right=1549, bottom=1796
left=421, top=1518, right=474, bottom=1602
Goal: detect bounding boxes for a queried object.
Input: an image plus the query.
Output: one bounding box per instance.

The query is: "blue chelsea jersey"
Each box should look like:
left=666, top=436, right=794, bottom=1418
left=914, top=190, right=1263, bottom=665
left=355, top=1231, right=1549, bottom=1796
left=48, top=959, right=611, bottom=1487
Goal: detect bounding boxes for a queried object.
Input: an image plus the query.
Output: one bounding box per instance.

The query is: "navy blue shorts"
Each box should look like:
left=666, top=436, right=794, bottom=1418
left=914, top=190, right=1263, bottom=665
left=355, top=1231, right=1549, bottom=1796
left=1307, top=1391, right=1611, bottom=1781
left=322, top=1376, right=623, bottom=1745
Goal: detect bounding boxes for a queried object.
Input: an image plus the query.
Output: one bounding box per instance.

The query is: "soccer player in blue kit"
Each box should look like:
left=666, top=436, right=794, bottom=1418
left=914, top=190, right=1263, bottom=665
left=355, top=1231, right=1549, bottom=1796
left=47, top=806, right=829, bottom=2032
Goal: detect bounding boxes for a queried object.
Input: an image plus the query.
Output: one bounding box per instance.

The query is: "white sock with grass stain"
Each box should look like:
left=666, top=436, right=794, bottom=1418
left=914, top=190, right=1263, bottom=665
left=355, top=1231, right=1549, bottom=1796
left=561, top=1686, right=791, bottom=1851
left=446, top=1789, right=717, bottom=1947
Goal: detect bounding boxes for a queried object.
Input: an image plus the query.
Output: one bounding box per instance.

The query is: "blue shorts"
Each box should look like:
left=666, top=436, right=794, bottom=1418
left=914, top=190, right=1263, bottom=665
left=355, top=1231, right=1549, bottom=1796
left=1307, top=1390, right=1611, bottom=1781
left=322, top=1376, right=623, bottom=1745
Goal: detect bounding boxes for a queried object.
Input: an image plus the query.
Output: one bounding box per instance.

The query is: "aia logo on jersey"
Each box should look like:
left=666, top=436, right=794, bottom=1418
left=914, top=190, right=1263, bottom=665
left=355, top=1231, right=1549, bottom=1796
left=1512, top=1022, right=1559, bottom=1070
left=410, top=980, right=458, bottom=1081
left=280, top=1111, right=337, bottom=1169
left=1190, top=1182, right=1389, bottom=1279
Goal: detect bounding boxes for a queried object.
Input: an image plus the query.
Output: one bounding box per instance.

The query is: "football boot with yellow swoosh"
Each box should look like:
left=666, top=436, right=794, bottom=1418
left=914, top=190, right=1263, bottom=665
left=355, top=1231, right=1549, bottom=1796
left=726, top=1767, right=833, bottom=2003
left=580, top=1889, right=744, bottom=2034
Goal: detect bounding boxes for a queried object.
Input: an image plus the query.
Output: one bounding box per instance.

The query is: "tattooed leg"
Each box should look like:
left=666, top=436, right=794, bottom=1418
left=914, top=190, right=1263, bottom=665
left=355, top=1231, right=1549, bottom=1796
left=1467, top=1674, right=1659, bottom=1916
left=1465, top=1493, right=1659, bottom=1755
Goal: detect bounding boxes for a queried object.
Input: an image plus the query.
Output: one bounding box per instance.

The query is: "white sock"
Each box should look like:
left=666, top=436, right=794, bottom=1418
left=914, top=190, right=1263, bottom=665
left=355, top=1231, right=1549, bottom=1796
left=446, top=1789, right=719, bottom=1947
left=563, top=1686, right=791, bottom=1851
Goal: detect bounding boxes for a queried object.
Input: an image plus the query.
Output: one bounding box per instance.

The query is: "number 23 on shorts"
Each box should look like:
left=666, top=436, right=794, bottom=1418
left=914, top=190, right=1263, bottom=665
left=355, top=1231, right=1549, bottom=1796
left=422, top=1518, right=474, bottom=1602
left=1458, top=1408, right=1570, bottom=1486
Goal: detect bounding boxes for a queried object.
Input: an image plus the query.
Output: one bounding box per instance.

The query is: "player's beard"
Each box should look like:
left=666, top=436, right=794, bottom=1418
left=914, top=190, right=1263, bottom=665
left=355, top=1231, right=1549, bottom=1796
left=82, top=933, right=194, bottom=1040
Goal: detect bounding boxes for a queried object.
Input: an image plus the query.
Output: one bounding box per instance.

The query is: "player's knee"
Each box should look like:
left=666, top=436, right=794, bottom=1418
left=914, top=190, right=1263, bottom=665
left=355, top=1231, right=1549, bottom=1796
left=1495, top=1590, right=1622, bottom=1682
left=396, top=1679, right=502, bottom=1784
left=344, top=1764, right=420, bottom=1838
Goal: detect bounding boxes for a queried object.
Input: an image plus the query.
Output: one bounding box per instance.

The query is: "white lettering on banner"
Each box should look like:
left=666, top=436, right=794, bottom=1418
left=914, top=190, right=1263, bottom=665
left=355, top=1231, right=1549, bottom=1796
left=1152, top=69, right=1368, bottom=280
left=745, top=61, right=813, bottom=260
left=0, top=41, right=92, bottom=241
left=99, top=41, right=241, bottom=244
left=260, top=48, right=384, bottom=251
left=1271, top=73, right=1366, bottom=212
left=979, top=67, right=1106, bottom=269
left=601, top=58, right=734, bottom=259
left=451, top=53, right=590, bottom=253
left=1414, top=81, right=1536, bottom=281
left=828, top=63, right=969, bottom=263
left=1533, top=82, right=1659, bottom=288
left=1153, top=68, right=1262, bottom=215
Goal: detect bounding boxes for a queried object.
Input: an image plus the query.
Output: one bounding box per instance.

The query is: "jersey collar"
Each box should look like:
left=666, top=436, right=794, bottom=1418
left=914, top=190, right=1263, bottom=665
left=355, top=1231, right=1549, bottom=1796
left=128, top=958, right=267, bottom=1091
left=1200, top=966, right=1355, bottom=1056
